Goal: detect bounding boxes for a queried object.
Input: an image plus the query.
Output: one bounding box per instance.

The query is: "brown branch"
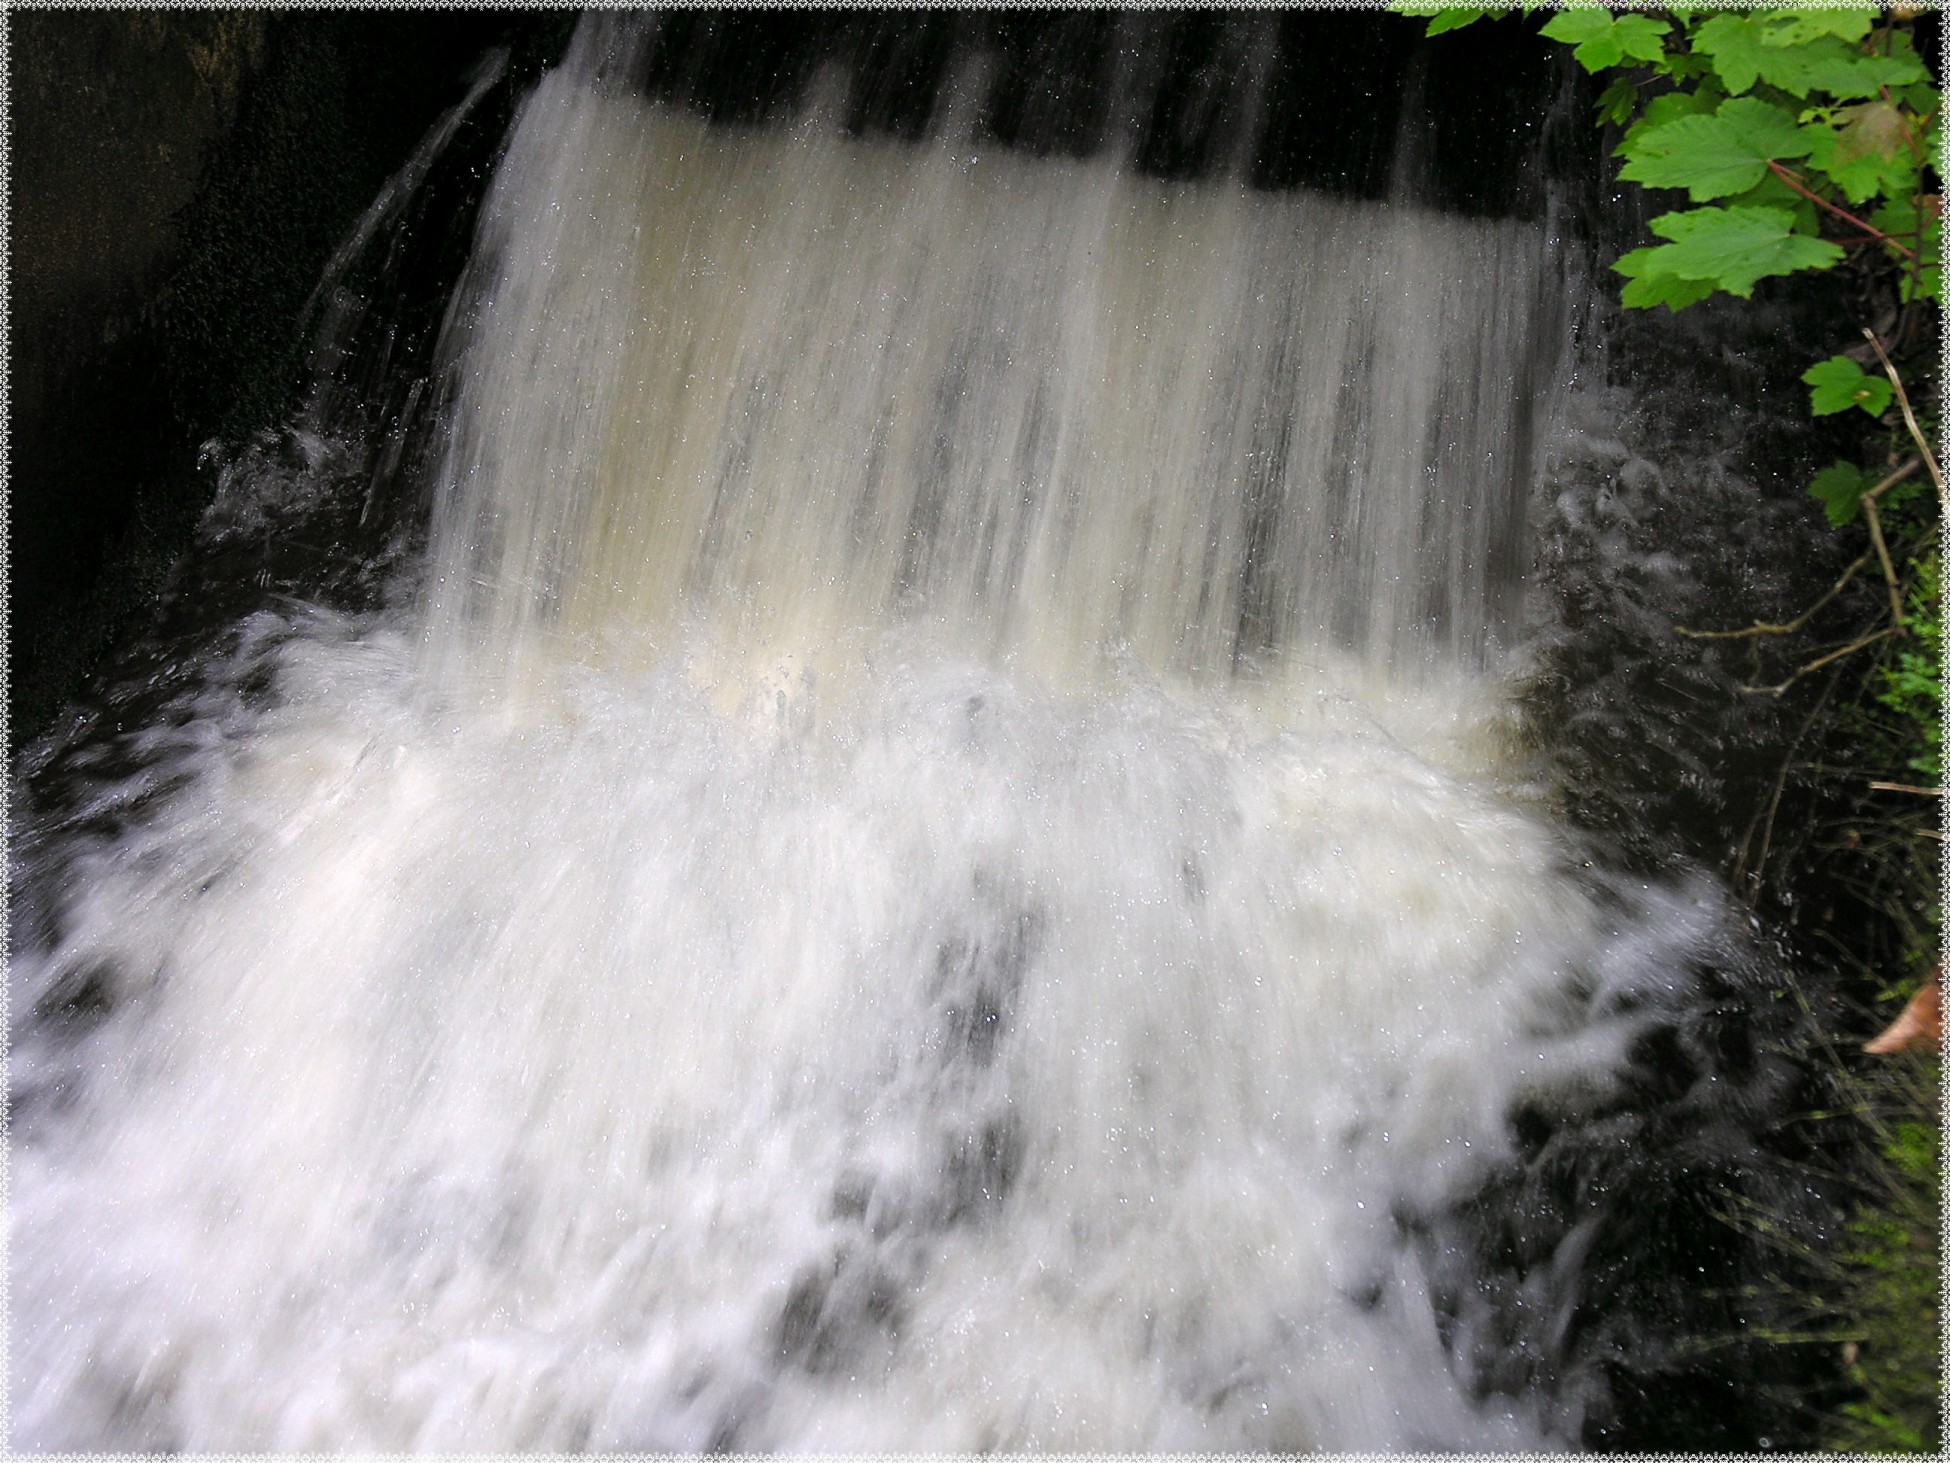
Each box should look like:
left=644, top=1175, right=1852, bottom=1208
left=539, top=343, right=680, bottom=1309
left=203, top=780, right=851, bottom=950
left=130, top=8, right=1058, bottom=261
left=1768, top=161, right=1917, bottom=258
left=1860, top=493, right=1907, bottom=631
left=1869, top=781, right=1943, bottom=796
left=1864, top=456, right=1925, bottom=505
left=1862, top=329, right=1946, bottom=516
left=1739, top=626, right=1900, bottom=697
left=1674, top=553, right=1872, bottom=639
left=1673, top=458, right=1923, bottom=640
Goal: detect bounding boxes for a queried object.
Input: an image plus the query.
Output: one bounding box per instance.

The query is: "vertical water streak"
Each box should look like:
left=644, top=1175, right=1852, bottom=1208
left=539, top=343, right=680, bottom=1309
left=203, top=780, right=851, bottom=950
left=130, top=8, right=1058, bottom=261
left=420, top=27, right=1559, bottom=695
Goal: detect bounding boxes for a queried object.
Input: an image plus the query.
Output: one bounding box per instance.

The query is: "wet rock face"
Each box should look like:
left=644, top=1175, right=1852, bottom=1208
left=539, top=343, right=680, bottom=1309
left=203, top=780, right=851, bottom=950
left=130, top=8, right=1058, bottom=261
left=10, top=10, right=268, bottom=679
left=8, top=11, right=556, bottom=752
left=11, top=9, right=268, bottom=420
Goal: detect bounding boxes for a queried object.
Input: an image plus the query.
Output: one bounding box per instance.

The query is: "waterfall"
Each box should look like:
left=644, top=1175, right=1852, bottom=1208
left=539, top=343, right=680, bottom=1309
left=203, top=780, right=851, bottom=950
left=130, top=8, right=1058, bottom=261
left=420, top=26, right=1551, bottom=692
left=9, top=16, right=1802, bottom=1450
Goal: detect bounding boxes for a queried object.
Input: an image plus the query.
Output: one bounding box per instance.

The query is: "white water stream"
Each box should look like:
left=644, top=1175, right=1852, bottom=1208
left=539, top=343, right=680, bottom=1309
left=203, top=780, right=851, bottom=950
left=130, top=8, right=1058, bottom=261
left=11, top=20, right=1739, bottom=1450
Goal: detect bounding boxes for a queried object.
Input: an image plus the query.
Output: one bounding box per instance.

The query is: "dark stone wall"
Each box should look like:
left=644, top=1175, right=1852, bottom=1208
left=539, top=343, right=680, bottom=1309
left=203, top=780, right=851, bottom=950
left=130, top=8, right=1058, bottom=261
left=628, top=9, right=1564, bottom=215
left=11, top=10, right=268, bottom=435
left=11, top=10, right=268, bottom=747
left=8, top=8, right=570, bottom=750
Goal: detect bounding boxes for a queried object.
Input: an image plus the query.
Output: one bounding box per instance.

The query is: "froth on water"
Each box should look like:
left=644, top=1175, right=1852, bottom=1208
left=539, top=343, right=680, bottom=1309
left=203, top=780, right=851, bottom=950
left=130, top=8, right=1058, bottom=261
left=11, top=607, right=1726, bottom=1448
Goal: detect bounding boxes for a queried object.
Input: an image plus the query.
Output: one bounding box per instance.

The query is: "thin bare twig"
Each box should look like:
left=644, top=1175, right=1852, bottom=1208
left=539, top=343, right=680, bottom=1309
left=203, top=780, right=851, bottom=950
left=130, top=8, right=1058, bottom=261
left=1769, top=161, right=1917, bottom=257
left=1862, top=328, right=1946, bottom=516
left=1736, top=668, right=1840, bottom=899
left=1675, top=555, right=1874, bottom=640
left=1860, top=493, right=1907, bottom=630
left=1739, top=626, right=1901, bottom=697
left=1869, top=781, right=1943, bottom=797
left=1673, top=459, right=1922, bottom=642
left=1861, top=455, right=1926, bottom=506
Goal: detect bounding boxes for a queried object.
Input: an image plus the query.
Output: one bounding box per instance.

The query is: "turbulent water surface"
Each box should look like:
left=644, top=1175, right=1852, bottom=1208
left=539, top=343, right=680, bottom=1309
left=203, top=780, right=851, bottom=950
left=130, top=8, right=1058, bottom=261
left=10, top=17, right=1804, bottom=1450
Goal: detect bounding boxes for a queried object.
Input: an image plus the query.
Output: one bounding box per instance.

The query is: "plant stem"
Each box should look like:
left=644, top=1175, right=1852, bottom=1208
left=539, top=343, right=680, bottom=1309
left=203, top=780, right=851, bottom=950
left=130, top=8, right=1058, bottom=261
left=1675, top=552, right=1875, bottom=639
left=1742, top=625, right=1901, bottom=697
left=1767, top=161, right=1917, bottom=259
left=1863, top=329, right=1946, bottom=516
left=1674, top=457, right=1922, bottom=641
left=1861, top=493, right=1907, bottom=631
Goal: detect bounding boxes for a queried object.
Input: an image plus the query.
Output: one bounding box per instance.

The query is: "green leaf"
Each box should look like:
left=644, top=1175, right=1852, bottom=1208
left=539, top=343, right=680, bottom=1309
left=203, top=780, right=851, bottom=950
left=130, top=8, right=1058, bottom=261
left=1758, top=7, right=1877, bottom=47
left=1894, top=79, right=1938, bottom=115
left=1618, top=271, right=1717, bottom=311
left=1540, top=9, right=1671, bottom=72
left=1898, top=263, right=1940, bottom=304
left=1617, top=97, right=1812, bottom=201
left=1616, top=86, right=1719, bottom=150
left=1808, top=460, right=1870, bottom=525
left=1803, top=106, right=1920, bottom=205
left=1389, top=3, right=1511, bottom=31
left=1427, top=8, right=1494, bottom=36
left=1606, top=13, right=1673, bottom=66
left=1692, top=14, right=1770, bottom=94
left=1763, top=39, right=1929, bottom=101
left=1802, top=354, right=1893, bottom=417
left=1871, top=195, right=1921, bottom=242
left=1614, top=85, right=1722, bottom=163
left=1826, top=102, right=1911, bottom=168
left=1905, top=203, right=1942, bottom=299
left=1595, top=76, right=1638, bottom=127
left=1658, top=49, right=1717, bottom=85
left=1721, top=170, right=1820, bottom=236
left=1612, top=245, right=1716, bottom=310
left=1538, top=9, right=1614, bottom=46
left=1645, top=204, right=1845, bottom=296
left=1693, top=16, right=1925, bottom=99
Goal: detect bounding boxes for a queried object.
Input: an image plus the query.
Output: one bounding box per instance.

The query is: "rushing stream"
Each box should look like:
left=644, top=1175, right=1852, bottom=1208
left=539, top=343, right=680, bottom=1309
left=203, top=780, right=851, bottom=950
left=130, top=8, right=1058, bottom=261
left=10, top=15, right=1827, bottom=1450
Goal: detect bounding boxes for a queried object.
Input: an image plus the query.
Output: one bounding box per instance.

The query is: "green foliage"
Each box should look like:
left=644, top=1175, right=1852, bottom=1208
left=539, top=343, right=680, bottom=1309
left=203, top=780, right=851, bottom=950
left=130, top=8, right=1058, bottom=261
left=1421, top=6, right=1938, bottom=317
left=1616, top=95, right=1810, bottom=200
left=1750, top=8, right=1879, bottom=49
left=1398, top=7, right=1938, bottom=316
left=1690, top=13, right=1926, bottom=100
left=1388, top=4, right=1544, bottom=35
left=1539, top=8, right=1671, bottom=71
left=1802, top=355, right=1894, bottom=418
left=1391, top=5, right=1504, bottom=37
left=1876, top=553, right=1941, bottom=782
left=1617, top=204, right=1843, bottom=305
left=1806, top=102, right=1925, bottom=205
left=1828, top=1093, right=1941, bottom=1454
left=1807, top=461, right=1872, bottom=527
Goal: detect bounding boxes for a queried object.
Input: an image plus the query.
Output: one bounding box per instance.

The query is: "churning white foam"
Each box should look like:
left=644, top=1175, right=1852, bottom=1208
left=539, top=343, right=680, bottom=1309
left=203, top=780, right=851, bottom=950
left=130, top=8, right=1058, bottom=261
left=10, top=610, right=1723, bottom=1449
